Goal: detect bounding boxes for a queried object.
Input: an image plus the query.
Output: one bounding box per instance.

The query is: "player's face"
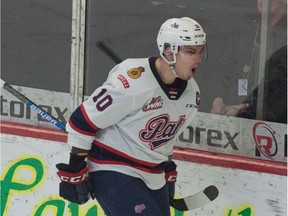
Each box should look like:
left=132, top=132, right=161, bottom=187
left=174, top=45, right=204, bottom=80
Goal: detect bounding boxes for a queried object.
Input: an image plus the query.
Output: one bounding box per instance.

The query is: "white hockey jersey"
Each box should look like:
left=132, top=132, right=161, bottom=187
left=66, top=57, right=200, bottom=190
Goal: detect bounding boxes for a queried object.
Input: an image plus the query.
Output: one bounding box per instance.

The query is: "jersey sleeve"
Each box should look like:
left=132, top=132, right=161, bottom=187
left=66, top=63, right=140, bottom=150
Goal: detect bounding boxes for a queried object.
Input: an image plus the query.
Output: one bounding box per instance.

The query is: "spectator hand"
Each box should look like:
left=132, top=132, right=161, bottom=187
left=211, top=97, right=249, bottom=116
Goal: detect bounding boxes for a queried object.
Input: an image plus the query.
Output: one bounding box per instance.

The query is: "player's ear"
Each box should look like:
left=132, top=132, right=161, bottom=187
left=164, top=47, right=174, bottom=61
left=163, top=47, right=172, bottom=56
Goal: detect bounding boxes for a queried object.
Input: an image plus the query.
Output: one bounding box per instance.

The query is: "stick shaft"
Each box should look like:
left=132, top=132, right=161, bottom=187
left=1, top=79, right=66, bottom=131
left=96, top=41, right=122, bottom=64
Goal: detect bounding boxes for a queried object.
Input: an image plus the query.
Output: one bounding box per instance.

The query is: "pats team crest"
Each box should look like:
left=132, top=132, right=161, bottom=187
left=127, top=67, right=145, bottom=79
left=139, top=114, right=186, bottom=150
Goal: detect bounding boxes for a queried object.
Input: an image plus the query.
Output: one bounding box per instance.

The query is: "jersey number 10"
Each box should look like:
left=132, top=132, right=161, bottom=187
left=92, top=88, right=113, bottom=111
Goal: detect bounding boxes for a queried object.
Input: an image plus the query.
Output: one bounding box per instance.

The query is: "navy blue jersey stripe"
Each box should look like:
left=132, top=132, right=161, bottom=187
left=69, top=105, right=98, bottom=134
left=89, top=141, right=168, bottom=172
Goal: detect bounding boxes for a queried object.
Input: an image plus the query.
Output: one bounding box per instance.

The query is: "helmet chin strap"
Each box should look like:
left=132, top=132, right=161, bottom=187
left=169, top=64, right=179, bottom=78
left=160, top=52, right=179, bottom=78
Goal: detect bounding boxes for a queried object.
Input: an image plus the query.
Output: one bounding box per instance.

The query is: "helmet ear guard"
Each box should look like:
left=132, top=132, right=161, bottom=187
left=160, top=43, right=177, bottom=64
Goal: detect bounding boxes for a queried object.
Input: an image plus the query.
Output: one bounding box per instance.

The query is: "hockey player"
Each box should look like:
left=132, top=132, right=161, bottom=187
left=56, top=17, right=206, bottom=216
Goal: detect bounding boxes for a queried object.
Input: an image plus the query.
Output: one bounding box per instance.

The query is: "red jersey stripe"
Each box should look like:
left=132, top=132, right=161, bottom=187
left=93, top=140, right=160, bottom=168
left=88, top=157, right=164, bottom=174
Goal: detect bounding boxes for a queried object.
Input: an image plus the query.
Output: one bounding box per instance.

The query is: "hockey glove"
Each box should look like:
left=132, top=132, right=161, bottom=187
left=56, top=161, right=94, bottom=204
left=164, top=161, right=177, bottom=204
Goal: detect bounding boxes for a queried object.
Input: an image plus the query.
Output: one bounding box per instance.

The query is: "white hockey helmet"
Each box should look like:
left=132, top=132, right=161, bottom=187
left=157, top=17, right=206, bottom=64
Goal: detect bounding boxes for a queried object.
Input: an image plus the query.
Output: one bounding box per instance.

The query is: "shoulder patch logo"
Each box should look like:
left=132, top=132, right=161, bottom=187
left=127, top=66, right=145, bottom=79
left=117, top=74, right=130, bottom=89
left=142, top=96, right=163, bottom=111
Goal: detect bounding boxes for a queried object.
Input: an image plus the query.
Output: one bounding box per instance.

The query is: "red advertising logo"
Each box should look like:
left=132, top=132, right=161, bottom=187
left=253, top=122, right=278, bottom=159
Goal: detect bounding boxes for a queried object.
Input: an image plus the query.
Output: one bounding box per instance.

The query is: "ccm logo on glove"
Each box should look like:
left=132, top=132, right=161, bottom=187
left=165, top=170, right=177, bottom=183
left=57, top=167, right=89, bottom=184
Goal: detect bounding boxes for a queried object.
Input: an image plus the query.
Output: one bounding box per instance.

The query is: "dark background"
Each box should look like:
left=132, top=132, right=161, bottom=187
left=2, top=0, right=258, bottom=112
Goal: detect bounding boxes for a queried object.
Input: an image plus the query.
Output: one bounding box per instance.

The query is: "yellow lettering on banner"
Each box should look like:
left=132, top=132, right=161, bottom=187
left=225, top=203, right=255, bottom=216
left=0, top=156, right=45, bottom=216
left=68, top=202, right=103, bottom=216
left=32, top=197, right=105, bottom=216
left=170, top=195, right=187, bottom=216
left=34, top=199, right=65, bottom=216
left=1, top=155, right=187, bottom=216
left=33, top=199, right=186, bottom=216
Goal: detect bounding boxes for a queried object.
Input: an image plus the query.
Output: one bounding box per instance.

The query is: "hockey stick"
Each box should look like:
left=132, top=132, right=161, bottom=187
left=170, top=185, right=219, bottom=211
left=0, top=79, right=66, bottom=131
left=96, top=41, right=122, bottom=64
left=1, top=78, right=219, bottom=211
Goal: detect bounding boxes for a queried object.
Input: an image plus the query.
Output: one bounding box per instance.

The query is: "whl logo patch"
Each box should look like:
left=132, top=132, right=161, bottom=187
left=142, top=96, right=163, bottom=112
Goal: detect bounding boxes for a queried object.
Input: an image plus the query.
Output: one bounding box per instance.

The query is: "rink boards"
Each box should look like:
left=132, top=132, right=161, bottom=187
left=1, top=85, right=287, bottom=163
left=1, top=121, right=287, bottom=216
